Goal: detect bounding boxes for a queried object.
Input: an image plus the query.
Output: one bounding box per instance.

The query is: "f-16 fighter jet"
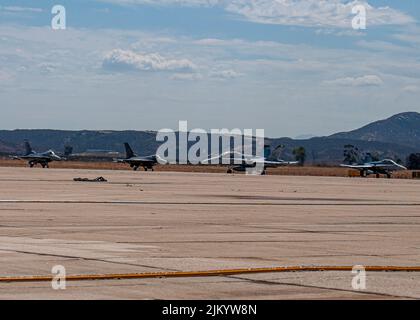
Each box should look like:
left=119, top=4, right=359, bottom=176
left=13, top=141, right=62, bottom=168
left=116, top=143, right=166, bottom=171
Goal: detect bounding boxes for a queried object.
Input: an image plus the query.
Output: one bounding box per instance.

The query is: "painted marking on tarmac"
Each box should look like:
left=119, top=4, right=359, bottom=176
left=1, top=265, right=420, bottom=283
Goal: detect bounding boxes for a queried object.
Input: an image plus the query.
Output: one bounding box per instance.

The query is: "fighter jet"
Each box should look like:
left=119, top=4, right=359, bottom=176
left=340, top=159, right=407, bottom=178
left=13, top=141, right=62, bottom=168
left=201, top=145, right=298, bottom=175
left=115, top=143, right=165, bottom=171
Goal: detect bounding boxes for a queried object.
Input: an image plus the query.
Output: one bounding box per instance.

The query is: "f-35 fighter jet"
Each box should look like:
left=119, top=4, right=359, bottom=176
left=341, top=159, right=407, bottom=178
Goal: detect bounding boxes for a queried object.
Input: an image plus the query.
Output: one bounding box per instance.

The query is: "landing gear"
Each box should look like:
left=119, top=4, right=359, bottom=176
left=360, top=170, right=367, bottom=177
left=387, top=173, right=392, bottom=179
left=133, top=166, right=139, bottom=171
left=144, top=167, right=148, bottom=171
left=261, top=170, right=267, bottom=175
left=227, top=168, right=233, bottom=174
left=28, top=161, right=49, bottom=168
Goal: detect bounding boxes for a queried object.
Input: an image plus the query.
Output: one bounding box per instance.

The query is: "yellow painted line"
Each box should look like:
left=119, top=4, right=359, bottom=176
left=1, top=266, right=420, bottom=283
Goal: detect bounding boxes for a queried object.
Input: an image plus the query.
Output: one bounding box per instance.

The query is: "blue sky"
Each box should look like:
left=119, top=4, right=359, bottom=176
left=0, top=0, right=419, bottom=137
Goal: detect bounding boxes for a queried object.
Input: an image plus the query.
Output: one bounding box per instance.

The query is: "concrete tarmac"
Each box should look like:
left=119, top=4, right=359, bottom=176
left=0, top=167, right=419, bottom=299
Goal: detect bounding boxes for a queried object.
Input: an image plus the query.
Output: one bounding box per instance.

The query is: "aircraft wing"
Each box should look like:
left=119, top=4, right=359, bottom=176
left=340, top=164, right=395, bottom=169
left=227, top=158, right=297, bottom=166
left=200, top=151, right=244, bottom=164
left=131, top=157, right=156, bottom=163
left=200, top=154, right=223, bottom=164
left=20, top=155, right=51, bottom=161
left=340, top=164, right=373, bottom=169
left=257, top=159, right=299, bottom=166
left=205, top=157, right=254, bottom=164
left=155, top=155, right=168, bottom=164
left=340, top=164, right=397, bottom=170
left=341, top=161, right=407, bottom=171
left=201, top=154, right=298, bottom=166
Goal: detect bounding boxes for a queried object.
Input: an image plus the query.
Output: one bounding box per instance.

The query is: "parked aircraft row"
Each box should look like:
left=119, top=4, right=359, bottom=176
left=10, top=141, right=407, bottom=177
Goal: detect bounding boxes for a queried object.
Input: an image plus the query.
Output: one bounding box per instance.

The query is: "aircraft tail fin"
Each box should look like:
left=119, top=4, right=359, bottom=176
left=266, top=144, right=284, bottom=161
left=64, top=145, right=73, bottom=157
left=264, top=145, right=271, bottom=159
left=124, top=143, right=135, bottom=159
left=24, top=140, right=33, bottom=156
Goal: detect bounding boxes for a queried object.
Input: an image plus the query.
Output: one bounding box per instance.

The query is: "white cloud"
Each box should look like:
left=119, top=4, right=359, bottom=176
left=170, top=73, right=203, bottom=80
left=102, top=49, right=196, bottom=73
left=225, top=0, right=414, bottom=28
left=0, top=69, right=12, bottom=82
left=0, top=6, right=43, bottom=13
left=98, top=0, right=415, bottom=28
left=402, top=85, right=420, bottom=93
left=324, top=75, right=384, bottom=87
left=97, top=0, right=217, bottom=7
left=38, top=62, right=61, bottom=74
left=0, top=25, right=419, bottom=135
left=210, top=69, right=244, bottom=80
left=315, top=28, right=365, bottom=37
left=393, top=27, right=420, bottom=46
left=195, top=38, right=229, bottom=46
left=356, top=40, right=415, bottom=53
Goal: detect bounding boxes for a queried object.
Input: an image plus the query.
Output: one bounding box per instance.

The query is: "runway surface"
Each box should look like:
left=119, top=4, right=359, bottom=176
left=0, top=167, right=419, bottom=299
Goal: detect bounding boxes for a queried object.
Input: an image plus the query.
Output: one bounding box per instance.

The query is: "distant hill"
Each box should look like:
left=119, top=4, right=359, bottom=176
left=294, top=134, right=317, bottom=140
left=330, top=112, right=420, bottom=149
left=0, top=140, right=17, bottom=155
left=1, top=112, right=419, bottom=164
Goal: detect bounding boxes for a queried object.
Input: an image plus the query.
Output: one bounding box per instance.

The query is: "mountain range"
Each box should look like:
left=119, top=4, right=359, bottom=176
left=1, top=112, right=419, bottom=164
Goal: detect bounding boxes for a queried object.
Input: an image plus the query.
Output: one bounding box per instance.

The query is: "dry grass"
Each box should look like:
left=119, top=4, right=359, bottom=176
left=0, top=159, right=227, bottom=173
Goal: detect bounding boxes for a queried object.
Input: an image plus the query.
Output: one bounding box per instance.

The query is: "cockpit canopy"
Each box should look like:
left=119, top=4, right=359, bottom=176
left=381, top=159, right=397, bottom=165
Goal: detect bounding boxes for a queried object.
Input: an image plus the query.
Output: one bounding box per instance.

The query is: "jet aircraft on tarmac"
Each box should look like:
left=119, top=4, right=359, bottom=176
left=116, top=143, right=166, bottom=171
left=12, top=141, right=63, bottom=168
left=201, top=145, right=299, bottom=175
left=340, top=159, right=407, bottom=178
